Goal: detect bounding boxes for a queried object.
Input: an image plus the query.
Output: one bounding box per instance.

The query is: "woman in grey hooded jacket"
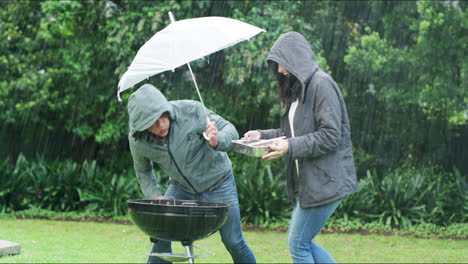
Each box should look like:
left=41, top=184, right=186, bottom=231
left=244, top=32, right=358, bottom=263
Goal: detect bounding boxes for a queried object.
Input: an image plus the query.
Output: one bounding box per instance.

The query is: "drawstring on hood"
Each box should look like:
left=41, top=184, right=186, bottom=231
left=127, top=84, right=175, bottom=137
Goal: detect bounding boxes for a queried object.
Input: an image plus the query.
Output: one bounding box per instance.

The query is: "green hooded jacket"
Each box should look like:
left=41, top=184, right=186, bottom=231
left=127, top=84, right=239, bottom=197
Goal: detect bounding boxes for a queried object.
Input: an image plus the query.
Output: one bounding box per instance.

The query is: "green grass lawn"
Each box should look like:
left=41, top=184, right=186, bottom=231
left=0, top=218, right=466, bottom=263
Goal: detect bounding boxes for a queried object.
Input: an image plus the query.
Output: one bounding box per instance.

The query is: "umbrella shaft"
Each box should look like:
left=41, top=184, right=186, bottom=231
left=171, top=12, right=209, bottom=125
left=186, top=62, right=210, bottom=119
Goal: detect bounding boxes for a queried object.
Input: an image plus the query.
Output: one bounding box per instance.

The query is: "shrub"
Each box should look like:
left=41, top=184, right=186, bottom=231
left=444, top=223, right=468, bottom=237
left=0, top=154, right=142, bottom=215
left=77, top=169, right=141, bottom=215
left=1, top=154, right=465, bottom=231
left=232, top=155, right=292, bottom=228
left=0, top=155, right=31, bottom=212
left=335, top=165, right=466, bottom=228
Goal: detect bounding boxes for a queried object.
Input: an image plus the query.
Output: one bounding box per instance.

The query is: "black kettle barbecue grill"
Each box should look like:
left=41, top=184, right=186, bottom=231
left=128, top=199, right=229, bottom=263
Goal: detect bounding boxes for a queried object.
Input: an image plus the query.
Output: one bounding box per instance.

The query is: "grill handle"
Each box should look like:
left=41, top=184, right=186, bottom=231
left=189, top=208, right=215, bottom=215
left=181, top=202, right=198, bottom=206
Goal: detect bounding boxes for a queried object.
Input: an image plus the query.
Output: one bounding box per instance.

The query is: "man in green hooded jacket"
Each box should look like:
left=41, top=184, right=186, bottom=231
left=127, top=84, right=256, bottom=264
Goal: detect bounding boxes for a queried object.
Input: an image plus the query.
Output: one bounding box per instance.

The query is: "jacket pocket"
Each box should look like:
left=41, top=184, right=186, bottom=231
left=316, top=166, right=336, bottom=184
left=299, top=158, right=338, bottom=203
left=185, top=132, right=209, bottom=163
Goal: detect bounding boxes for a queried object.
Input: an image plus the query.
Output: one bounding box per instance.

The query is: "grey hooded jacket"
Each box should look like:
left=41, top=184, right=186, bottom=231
left=260, top=32, right=358, bottom=208
left=127, top=84, right=239, bottom=198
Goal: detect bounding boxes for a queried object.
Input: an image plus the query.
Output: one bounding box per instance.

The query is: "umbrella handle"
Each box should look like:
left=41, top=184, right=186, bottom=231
left=203, top=132, right=210, bottom=141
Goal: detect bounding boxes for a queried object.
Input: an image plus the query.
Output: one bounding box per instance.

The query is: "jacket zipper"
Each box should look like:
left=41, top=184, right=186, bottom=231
left=167, top=136, right=199, bottom=194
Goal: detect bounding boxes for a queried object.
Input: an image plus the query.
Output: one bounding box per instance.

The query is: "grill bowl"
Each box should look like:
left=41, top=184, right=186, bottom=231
left=128, top=199, right=229, bottom=243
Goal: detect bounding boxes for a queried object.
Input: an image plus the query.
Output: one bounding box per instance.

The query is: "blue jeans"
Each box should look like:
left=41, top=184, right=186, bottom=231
left=148, top=174, right=256, bottom=264
left=288, top=199, right=342, bottom=264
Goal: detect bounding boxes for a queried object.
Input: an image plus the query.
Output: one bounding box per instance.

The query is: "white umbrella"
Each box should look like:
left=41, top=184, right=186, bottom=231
left=117, top=12, right=266, bottom=103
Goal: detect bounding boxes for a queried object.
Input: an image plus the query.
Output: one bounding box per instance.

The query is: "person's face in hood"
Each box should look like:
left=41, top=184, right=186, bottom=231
left=278, top=64, right=289, bottom=76
left=272, top=62, right=301, bottom=104
left=147, top=112, right=170, bottom=137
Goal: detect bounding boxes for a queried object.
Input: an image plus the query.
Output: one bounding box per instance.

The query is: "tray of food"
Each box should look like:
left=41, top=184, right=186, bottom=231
left=231, top=137, right=285, bottom=157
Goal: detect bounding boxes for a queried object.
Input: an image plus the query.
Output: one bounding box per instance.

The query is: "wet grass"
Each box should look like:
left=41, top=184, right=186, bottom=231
left=0, top=218, right=466, bottom=263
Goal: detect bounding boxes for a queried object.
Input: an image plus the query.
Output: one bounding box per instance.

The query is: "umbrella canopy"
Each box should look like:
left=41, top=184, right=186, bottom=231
left=117, top=13, right=266, bottom=101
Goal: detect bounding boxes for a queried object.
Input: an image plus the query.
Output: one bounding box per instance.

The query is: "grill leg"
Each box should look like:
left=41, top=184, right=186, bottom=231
left=146, top=242, right=156, bottom=264
left=184, top=243, right=194, bottom=264
left=146, top=238, right=171, bottom=264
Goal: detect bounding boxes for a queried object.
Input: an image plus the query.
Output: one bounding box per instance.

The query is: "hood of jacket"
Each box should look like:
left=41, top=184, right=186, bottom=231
left=127, top=84, right=174, bottom=136
left=267, top=32, right=319, bottom=103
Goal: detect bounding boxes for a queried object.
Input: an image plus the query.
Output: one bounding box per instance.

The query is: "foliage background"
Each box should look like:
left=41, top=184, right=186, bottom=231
left=1, top=1, right=467, bottom=228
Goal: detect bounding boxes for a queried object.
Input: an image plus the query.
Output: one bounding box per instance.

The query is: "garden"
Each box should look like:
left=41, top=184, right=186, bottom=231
left=1, top=218, right=466, bottom=263
left=1, top=1, right=467, bottom=263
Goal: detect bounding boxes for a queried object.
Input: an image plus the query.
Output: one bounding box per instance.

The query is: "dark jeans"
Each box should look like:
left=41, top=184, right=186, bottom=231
left=148, top=173, right=256, bottom=264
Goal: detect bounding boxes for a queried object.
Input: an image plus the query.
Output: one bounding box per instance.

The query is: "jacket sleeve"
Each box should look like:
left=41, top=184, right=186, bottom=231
left=129, top=136, right=162, bottom=198
left=259, top=128, right=281, bottom=139
left=205, top=108, right=240, bottom=152
left=288, top=77, right=342, bottom=159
